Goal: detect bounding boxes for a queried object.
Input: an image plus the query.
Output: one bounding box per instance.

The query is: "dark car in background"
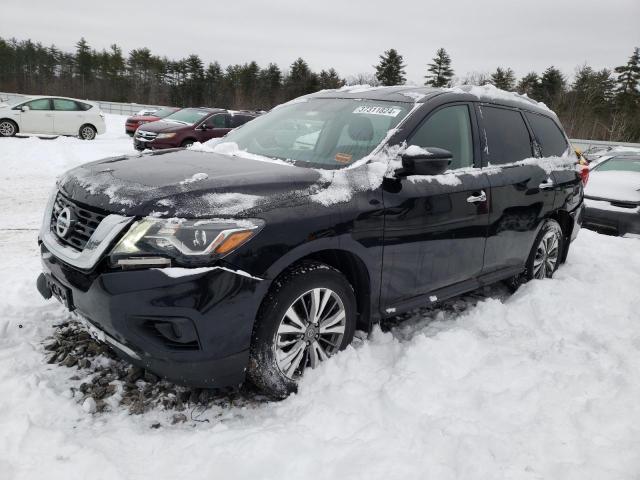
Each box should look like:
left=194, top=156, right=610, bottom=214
left=583, top=154, right=640, bottom=236
left=133, top=107, right=258, bottom=150
left=37, top=86, right=583, bottom=397
left=125, top=107, right=180, bottom=136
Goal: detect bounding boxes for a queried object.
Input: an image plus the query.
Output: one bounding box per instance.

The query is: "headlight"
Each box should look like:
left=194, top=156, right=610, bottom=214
left=156, top=133, right=176, bottom=139
left=110, top=218, right=264, bottom=268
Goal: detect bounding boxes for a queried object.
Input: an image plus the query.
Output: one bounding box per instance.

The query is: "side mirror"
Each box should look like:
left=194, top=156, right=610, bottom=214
left=199, top=123, right=209, bottom=130
left=21, top=105, right=30, bottom=112
left=399, top=147, right=452, bottom=176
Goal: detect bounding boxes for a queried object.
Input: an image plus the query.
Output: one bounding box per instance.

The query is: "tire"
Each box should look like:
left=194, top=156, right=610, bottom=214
left=181, top=139, right=195, bottom=148
left=506, top=218, right=564, bottom=290
left=248, top=261, right=357, bottom=398
left=0, top=119, right=17, bottom=137
left=79, top=124, right=97, bottom=140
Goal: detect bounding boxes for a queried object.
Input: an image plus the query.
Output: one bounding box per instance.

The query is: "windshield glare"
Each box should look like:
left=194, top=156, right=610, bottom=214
left=220, top=98, right=410, bottom=167
left=164, top=108, right=210, bottom=125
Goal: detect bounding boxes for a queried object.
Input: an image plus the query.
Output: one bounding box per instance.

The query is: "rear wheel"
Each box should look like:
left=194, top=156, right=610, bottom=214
left=0, top=120, right=17, bottom=137
left=506, top=218, right=564, bottom=290
left=248, top=262, right=356, bottom=398
left=79, top=124, right=96, bottom=140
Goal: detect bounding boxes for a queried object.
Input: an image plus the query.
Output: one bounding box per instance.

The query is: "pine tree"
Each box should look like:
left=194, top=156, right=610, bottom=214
left=75, top=37, right=93, bottom=96
left=318, top=68, right=343, bottom=89
left=490, top=67, right=516, bottom=91
left=517, top=72, right=539, bottom=97
left=536, top=66, right=566, bottom=107
left=285, top=57, right=318, bottom=99
left=425, top=48, right=454, bottom=87
left=614, top=47, right=640, bottom=96
left=374, top=49, right=406, bottom=86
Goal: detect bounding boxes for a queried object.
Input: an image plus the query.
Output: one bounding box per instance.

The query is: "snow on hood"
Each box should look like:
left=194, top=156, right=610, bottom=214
left=585, top=170, right=640, bottom=203
left=58, top=149, right=323, bottom=217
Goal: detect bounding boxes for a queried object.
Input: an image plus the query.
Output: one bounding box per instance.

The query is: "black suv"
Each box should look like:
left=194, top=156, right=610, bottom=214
left=37, top=86, right=584, bottom=397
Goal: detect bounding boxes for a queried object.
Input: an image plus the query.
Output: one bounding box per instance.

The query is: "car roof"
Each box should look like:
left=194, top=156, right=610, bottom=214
left=19, top=95, right=96, bottom=104
left=307, top=85, right=553, bottom=117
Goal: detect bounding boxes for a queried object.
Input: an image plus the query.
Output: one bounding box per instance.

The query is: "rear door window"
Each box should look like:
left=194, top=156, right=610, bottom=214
left=53, top=99, right=81, bottom=111
left=524, top=112, right=569, bottom=157
left=230, top=114, right=254, bottom=128
left=408, top=104, right=474, bottom=169
left=481, top=106, right=532, bottom=164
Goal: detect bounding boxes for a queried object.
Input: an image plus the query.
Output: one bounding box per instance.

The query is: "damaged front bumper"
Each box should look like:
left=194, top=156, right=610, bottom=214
left=37, top=244, right=267, bottom=389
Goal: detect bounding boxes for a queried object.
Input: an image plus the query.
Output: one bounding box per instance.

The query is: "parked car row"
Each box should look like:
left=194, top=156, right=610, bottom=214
left=0, top=95, right=105, bottom=139
left=132, top=108, right=260, bottom=150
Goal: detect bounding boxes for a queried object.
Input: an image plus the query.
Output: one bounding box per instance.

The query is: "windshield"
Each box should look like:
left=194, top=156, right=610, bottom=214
left=593, top=156, right=640, bottom=173
left=153, top=107, right=178, bottom=118
left=164, top=108, right=211, bottom=125
left=219, top=98, right=411, bottom=167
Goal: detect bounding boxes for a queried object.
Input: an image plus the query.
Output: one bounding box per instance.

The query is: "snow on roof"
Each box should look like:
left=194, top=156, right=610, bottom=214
left=447, top=84, right=552, bottom=112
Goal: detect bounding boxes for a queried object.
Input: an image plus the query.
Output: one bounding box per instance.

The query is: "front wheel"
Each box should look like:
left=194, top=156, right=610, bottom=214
left=0, top=120, right=17, bottom=137
left=248, top=262, right=357, bottom=398
left=79, top=124, right=97, bottom=140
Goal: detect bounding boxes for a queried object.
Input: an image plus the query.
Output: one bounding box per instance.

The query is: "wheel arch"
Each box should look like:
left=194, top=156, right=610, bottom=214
left=0, top=118, right=19, bottom=133
left=548, top=209, right=573, bottom=263
left=258, top=248, right=373, bottom=333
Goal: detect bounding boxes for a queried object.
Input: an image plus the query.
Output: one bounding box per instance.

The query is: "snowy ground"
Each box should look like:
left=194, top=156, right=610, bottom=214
left=1, top=116, right=640, bottom=479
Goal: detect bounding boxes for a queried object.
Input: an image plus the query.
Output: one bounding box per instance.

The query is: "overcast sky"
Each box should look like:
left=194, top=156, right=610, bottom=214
left=2, top=0, right=638, bottom=84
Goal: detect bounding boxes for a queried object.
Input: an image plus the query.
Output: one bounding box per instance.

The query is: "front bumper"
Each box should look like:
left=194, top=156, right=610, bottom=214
left=133, top=137, right=177, bottom=150
left=38, top=246, right=266, bottom=388
left=583, top=198, right=640, bottom=236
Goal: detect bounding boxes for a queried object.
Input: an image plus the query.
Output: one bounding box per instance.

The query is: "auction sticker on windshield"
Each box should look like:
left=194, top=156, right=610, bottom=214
left=353, top=105, right=402, bottom=117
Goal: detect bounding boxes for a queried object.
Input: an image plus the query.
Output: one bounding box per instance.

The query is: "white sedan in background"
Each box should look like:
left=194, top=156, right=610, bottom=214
left=0, top=96, right=106, bottom=140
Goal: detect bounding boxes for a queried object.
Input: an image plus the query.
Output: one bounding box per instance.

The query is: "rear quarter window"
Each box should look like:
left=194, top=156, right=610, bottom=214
left=230, top=114, right=255, bottom=128
left=524, top=112, right=568, bottom=157
left=481, top=106, right=533, bottom=165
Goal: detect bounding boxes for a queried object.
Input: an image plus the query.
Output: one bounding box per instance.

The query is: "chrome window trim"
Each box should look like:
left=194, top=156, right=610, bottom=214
left=40, top=191, right=134, bottom=270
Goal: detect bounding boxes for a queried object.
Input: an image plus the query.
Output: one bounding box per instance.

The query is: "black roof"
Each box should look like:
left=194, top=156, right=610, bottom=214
left=307, top=85, right=554, bottom=117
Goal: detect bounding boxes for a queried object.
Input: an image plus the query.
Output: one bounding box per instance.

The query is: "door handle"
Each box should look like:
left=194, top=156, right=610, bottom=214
left=466, top=190, right=486, bottom=203
left=539, top=178, right=555, bottom=189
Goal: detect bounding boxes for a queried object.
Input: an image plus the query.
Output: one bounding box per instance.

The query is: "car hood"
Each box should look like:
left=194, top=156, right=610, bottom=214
left=127, top=115, right=160, bottom=123
left=585, top=170, right=640, bottom=204
left=137, top=120, right=191, bottom=133
left=58, top=149, right=325, bottom=217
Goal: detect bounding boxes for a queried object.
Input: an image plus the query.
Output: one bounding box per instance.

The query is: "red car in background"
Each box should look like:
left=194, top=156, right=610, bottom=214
left=125, top=106, right=180, bottom=135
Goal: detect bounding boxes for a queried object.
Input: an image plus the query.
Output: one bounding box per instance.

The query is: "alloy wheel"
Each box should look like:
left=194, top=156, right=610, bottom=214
left=533, top=229, right=560, bottom=279
left=274, top=287, right=346, bottom=379
left=0, top=121, right=15, bottom=136
left=81, top=126, right=95, bottom=140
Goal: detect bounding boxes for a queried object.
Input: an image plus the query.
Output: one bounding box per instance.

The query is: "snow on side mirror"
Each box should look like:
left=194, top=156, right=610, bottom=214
left=398, top=146, right=452, bottom=177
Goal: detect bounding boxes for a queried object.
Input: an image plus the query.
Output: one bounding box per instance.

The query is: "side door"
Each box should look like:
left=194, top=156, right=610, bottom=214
left=52, top=98, right=84, bottom=135
left=477, top=104, right=556, bottom=275
left=381, top=103, right=490, bottom=312
left=196, top=113, right=231, bottom=142
left=16, top=98, right=54, bottom=134
left=524, top=111, right=583, bottom=228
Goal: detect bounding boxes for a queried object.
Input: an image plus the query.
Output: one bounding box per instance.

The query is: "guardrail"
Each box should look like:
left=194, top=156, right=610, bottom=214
left=569, top=138, right=640, bottom=152
left=0, top=91, right=170, bottom=116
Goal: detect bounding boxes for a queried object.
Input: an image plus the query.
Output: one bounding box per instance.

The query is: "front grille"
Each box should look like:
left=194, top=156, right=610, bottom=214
left=136, top=130, right=157, bottom=140
left=51, top=192, right=106, bottom=251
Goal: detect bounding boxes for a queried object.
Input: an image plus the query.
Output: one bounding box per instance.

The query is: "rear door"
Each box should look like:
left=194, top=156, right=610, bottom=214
left=381, top=103, right=490, bottom=311
left=18, top=98, right=54, bottom=134
left=524, top=111, right=582, bottom=221
left=477, top=104, right=556, bottom=275
left=52, top=98, right=85, bottom=135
